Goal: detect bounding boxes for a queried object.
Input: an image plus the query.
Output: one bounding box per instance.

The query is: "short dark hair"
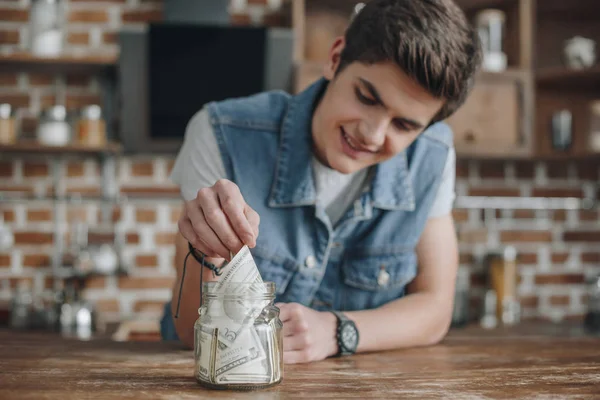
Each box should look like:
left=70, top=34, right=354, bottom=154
left=339, top=0, right=482, bottom=123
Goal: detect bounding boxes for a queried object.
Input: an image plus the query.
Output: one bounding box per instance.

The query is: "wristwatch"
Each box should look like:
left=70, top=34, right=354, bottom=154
left=331, top=311, right=359, bottom=356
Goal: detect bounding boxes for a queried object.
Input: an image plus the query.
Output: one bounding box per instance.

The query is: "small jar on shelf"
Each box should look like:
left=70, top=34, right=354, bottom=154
left=29, top=0, right=66, bottom=57
left=77, top=105, right=107, bottom=147
left=475, top=9, right=507, bottom=72
left=0, top=104, right=17, bottom=145
left=589, top=100, right=600, bottom=153
left=37, top=105, right=71, bottom=146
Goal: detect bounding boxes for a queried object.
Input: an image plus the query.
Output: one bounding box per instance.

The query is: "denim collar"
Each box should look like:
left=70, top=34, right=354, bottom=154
left=268, top=78, right=415, bottom=212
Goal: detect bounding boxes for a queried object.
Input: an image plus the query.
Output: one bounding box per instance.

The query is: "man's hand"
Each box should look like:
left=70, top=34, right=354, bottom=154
left=277, top=303, right=338, bottom=364
left=178, top=179, right=260, bottom=260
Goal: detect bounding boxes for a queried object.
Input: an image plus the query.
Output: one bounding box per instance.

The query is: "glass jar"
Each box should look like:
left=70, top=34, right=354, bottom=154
left=589, top=100, right=600, bottom=153
left=0, top=103, right=17, bottom=145
left=29, top=0, right=66, bottom=57
left=194, top=282, right=283, bottom=390
left=475, top=9, right=507, bottom=72
left=37, top=105, right=71, bottom=146
left=584, top=275, right=600, bottom=335
left=77, top=105, right=106, bottom=147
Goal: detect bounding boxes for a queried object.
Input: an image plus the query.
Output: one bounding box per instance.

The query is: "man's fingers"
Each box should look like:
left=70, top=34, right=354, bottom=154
left=215, top=180, right=256, bottom=247
left=244, top=204, right=260, bottom=240
left=283, top=350, right=311, bottom=364
left=186, top=200, right=231, bottom=260
left=197, top=187, right=244, bottom=256
left=283, top=335, right=310, bottom=352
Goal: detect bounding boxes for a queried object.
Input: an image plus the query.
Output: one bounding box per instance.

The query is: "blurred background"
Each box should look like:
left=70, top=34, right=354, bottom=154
left=0, top=0, right=598, bottom=341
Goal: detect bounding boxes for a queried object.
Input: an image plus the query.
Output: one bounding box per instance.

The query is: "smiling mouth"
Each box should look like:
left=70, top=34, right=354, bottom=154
left=341, top=128, right=374, bottom=153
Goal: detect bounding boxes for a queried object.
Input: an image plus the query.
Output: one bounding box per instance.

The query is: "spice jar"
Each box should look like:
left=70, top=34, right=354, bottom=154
left=194, top=282, right=283, bottom=390
left=0, top=104, right=17, bottom=145
left=475, top=9, right=507, bottom=72
left=37, top=105, right=71, bottom=146
left=77, top=105, right=106, bottom=147
left=29, top=0, right=65, bottom=57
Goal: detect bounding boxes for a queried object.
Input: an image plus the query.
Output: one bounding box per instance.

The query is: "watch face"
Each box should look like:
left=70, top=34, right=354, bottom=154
left=341, top=323, right=358, bottom=351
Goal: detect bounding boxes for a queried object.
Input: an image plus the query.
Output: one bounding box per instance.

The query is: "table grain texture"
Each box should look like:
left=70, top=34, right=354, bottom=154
left=1, top=325, right=599, bottom=399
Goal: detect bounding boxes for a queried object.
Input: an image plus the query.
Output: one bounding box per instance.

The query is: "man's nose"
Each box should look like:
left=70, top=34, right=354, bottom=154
left=357, top=119, right=387, bottom=148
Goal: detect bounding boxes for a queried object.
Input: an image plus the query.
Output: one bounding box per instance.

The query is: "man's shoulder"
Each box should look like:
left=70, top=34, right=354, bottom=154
left=206, top=89, right=292, bottom=133
left=419, top=121, right=454, bottom=149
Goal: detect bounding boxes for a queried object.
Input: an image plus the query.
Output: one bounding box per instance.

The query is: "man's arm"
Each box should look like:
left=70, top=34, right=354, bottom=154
left=346, top=214, right=459, bottom=351
left=278, top=214, right=459, bottom=363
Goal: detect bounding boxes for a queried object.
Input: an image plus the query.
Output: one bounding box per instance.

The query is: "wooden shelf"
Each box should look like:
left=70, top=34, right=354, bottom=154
left=0, top=52, right=117, bottom=73
left=0, top=140, right=122, bottom=155
left=537, top=66, right=600, bottom=89
left=537, top=0, right=600, bottom=19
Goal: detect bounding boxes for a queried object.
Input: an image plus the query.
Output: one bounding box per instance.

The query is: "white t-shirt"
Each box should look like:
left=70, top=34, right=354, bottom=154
left=170, top=108, right=456, bottom=225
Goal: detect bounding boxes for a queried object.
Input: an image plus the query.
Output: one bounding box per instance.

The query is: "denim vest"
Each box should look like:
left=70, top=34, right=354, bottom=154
left=160, top=78, right=452, bottom=340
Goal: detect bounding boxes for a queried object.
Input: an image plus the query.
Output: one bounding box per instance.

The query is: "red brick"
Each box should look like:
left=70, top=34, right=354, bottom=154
left=535, top=274, right=585, bottom=285
left=23, top=162, right=48, bottom=177
left=456, top=159, right=469, bottom=178
left=135, top=254, right=158, bottom=268
left=264, top=12, right=286, bottom=26
left=118, top=277, right=175, bottom=289
left=545, top=162, right=570, bottom=179
left=231, top=13, right=251, bottom=25
left=452, top=209, right=469, bottom=223
left=66, top=162, right=85, bottom=177
left=66, top=186, right=101, bottom=196
left=0, top=29, right=19, bottom=45
left=551, top=253, right=569, bottom=264
left=26, top=209, right=52, bottom=222
left=130, top=161, right=154, bottom=177
left=133, top=300, right=164, bottom=313
left=0, top=8, right=28, bottom=21
left=127, top=233, right=140, bottom=244
left=553, top=210, right=567, bottom=222
left=0, top=73, right=18, bottom=86
left=515, top=161, right=535, bottom=179
left=171, top=208, right=181, bottom=223
left=579, top=210, right=598, bottom=221
left=564, top=231, right=600, bottom=242
left=549, top=295, right=570, bottom=306
left=66, top=74, right=91, bottom=88
left=121, top=9, right=163, bottom=23
left=102, top=32, right=118, bottom=45
left=500, top=231, right=552, bottom=243
left=0, top=162, right=13, bottom=178
left=166, top=160, right=175, bottom=176
left=88, top=232, right=114, bottom=244
left=468, top=188, right=520, bottom=197
left=513, top=210, right=535, bottom=219
left=67, top=31, right=89, bottom=45
left=120, top=186, right=180, bottom=197
left=518, top=253, right=538, bottom=264
left=459, top=252, right=474, bottom=264
left=2, top=210, right=15, bottom=223
left=582, top=252, right=600, bottom=263
left=22, top=254, right=51, bottom=268
left=0, top=185, right=33, bottom=194
left=531, top=188, right=583, bottom=198
left=135, top=209, right=156, bottom=223
left=8, top=277, right=33, bottom=289
left=0, top=254, right=10, bottom=268
left=458, top=228, right=488, bottom=244
left=0, top=93, right=28, bottom=108
left=478, top=161, right=505, bottom=179
left=520, top=295, right=539, bottom=308
left=69, top=10, right=109, bottom=23
left=20, top=116, right=38, bottom=135
left=97, top=206, right=121, bottom=223
left=14, top=232, right=53, bottom=245
left=155, top=232, right=176, bottom=246
left=86, top=277, right=106, bottom=289
left=28, top=73, right=54, bottom=86
left=95, top=299, right=120, bottom=313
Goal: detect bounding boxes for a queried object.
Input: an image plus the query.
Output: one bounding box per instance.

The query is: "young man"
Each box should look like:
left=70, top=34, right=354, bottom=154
left=161, top=0, right=482, bottom=364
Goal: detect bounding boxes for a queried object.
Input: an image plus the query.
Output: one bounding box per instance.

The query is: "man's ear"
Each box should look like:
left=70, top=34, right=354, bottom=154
left=323, top=37, right=345, bottom=80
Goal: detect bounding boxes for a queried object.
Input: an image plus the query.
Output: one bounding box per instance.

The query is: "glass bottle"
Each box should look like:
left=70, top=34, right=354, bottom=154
left=584, top=275, right=600, bottom=335
left=194, top=282, right=283, bottom=390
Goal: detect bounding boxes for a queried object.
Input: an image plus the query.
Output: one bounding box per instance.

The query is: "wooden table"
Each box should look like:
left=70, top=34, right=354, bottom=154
left=1, top=325, right=599, bottom=399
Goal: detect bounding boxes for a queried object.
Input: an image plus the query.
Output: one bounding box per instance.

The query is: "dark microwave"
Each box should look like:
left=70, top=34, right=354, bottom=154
left=117, top=23, right=295, bottom=153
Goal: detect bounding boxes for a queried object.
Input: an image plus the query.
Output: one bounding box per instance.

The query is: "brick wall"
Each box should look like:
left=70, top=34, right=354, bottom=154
left=1, top=0, right=599, bottom=327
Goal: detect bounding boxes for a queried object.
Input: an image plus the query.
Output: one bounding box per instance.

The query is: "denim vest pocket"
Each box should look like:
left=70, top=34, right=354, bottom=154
left=341, top=249, right=418, bottom=311
left=251, top=245, right=298, bottom=296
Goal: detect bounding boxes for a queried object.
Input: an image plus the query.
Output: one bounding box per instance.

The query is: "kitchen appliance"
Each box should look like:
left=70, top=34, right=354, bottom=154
left=118, top=23, right=295, bottom=153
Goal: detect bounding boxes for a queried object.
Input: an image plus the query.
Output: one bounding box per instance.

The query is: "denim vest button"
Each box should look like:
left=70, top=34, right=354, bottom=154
left=305, top=255, right=317, bottom=269
left=378, top=267, right=390, bottom=287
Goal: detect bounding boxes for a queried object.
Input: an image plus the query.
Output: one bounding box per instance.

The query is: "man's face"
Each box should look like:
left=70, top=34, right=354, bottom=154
left=312, top=38, right=445, bottom=174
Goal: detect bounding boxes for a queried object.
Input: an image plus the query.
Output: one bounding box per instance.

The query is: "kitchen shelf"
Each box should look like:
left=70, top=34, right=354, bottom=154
left=537, top=0, right=600, bottom=19
left=536, top=66, right=600, bottom=89
left=0, top=52, right=117, bottom=73
left=0, top=141, right=122, bottom=156
left=454, top=0, right=516, bottom=12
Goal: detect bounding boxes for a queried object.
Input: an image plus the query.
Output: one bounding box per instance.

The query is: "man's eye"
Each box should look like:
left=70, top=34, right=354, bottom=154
left=393, top=120, right=410, bottom=132
left=355, top=88, right=377, bottom=106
